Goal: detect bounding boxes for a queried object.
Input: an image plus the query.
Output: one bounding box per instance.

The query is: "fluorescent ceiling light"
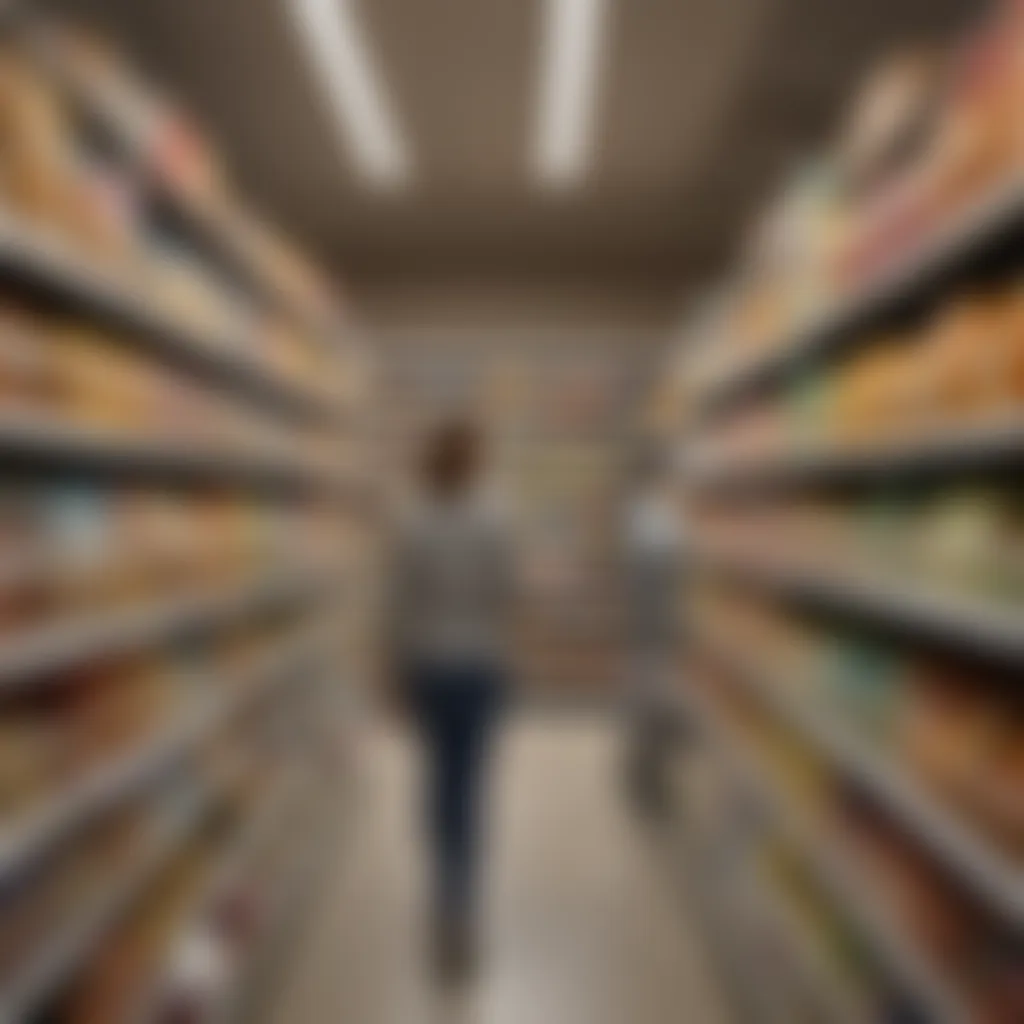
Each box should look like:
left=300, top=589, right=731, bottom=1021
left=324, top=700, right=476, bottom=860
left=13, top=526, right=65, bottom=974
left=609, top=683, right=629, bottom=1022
left=290, top=0, right=411, bottom=188
left=534, top=0, right=609, bottom=186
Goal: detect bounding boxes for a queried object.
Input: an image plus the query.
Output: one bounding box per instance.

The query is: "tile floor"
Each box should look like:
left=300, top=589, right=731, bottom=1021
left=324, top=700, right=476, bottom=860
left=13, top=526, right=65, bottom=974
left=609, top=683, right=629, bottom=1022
left=258, top=716, right=731, bottom=1024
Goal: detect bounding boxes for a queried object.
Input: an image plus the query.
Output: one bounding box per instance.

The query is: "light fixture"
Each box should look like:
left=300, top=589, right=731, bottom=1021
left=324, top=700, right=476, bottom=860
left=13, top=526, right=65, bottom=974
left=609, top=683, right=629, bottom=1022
left=289, top=0, right=411, bottom=188
left=534, top=0, right=609, bottom=187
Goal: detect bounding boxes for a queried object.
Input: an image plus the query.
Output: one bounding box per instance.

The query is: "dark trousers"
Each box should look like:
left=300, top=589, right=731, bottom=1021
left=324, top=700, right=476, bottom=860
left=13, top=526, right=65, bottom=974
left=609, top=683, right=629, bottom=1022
left=408, top=660, right=504, bottom=923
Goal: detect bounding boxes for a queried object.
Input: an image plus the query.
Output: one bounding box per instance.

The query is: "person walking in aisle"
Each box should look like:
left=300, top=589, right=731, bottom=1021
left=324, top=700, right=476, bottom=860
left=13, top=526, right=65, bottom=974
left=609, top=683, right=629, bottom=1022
left=622, top=443, right=686, bottom=820
left=389, top=419, right=515, bottom=981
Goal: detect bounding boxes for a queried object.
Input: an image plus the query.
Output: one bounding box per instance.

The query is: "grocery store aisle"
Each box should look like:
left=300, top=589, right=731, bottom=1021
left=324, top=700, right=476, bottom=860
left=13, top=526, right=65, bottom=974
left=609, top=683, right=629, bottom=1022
left=258, top=716, right=729, bottom=1024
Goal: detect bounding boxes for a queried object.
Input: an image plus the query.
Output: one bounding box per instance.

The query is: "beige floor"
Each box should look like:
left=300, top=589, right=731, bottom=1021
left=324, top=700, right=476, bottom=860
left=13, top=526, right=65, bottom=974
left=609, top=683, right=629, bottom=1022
left=259, top=716, right=731, bottom=1024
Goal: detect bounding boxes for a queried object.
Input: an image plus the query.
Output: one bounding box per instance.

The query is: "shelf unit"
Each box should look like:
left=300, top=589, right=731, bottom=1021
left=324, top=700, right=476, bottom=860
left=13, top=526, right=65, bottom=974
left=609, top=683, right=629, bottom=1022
left=127, top=765, right=308, bottom=1024
left=0, top=630, right=330, bottom=1024
left=741, top=862, right=868, bottom=1024
left=0, top=797, right=206, bottom=1024
left=693, top=175, right=1024, bottom=425
left=662, top=11, right=1024, bottom=1022
left=688, top=417, right=1024, bottom=493
left=0, top=619, right=330, bottom=882
left=0, top=412, right=346, bottom=496
left=696, top=546, right=1024, bottom=669
left=0, top=568, right=327, bottom=694
left=695, top=630, right=1024, bottom=927
left=675, top=683, right=971, bottom=1024
left=0, top=10, right=364, bottom=1022
left=18, top=15, right=342, bottom=354
left=210, top=791, right=343, bottom=1024
left=0, top=212, right=339, bottom=429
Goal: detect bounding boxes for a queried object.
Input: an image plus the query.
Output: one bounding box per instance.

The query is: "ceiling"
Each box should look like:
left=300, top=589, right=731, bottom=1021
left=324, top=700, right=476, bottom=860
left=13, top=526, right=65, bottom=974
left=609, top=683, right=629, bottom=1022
left=50, top=0, right=979, bottom=298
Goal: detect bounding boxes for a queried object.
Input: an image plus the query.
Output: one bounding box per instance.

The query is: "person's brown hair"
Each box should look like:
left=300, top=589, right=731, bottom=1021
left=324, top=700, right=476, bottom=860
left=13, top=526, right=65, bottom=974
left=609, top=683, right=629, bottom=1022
left=421, top=419, right=483, bottom=497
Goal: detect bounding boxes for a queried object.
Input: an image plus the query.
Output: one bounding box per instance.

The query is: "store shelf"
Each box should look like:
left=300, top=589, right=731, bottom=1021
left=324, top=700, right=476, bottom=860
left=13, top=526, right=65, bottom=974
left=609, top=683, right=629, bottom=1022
left=152, top=190, right=336, bottom=348
left=688, top=418, right=1024, bottom=493
left=697, top=632, right=1024, bottom=928
left=0, top=703, right=214, bottom=884
left=0, top=411, right=342, bottom=494
left=0, top=636, right=328, bottom=1022
left=698, top=547, right=1024, bottom=668
left=132, top=767, right=309, bottom=1024
left=201, top=777, right=345, bottom=1024
left=0, top=211, right=339, bottom=428
left=0, top=801, right=205, bottom=1024
left=19, top=20, right=338, bottom=350
left=675, top=682, right=971, bottom=1024
left=663, top=818, right=779, bottom=1024
left=744, top=869, right=867, bottom=1024
left=0, top=568, right=323, bottom=694
left=697, top=177, right=1024, bottom=420
left=0, top=18, right=357, bottom=1024
left=0, top=623, right=328, bottom=885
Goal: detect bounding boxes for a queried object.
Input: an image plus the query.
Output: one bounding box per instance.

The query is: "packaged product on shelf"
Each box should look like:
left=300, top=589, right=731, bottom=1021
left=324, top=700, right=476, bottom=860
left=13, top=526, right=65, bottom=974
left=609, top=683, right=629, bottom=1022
left=782, top=367, right=832, bottom=451
left=145, top=245, right=239, bottom=342
left=923, top=293, right=1005, bottom=428
left=760, top=847, right=879, bottom=1015
left=927, top=1, right=1024, bottom=213
left=0, top=486, right=57, bottom=633
left=63, top=147, right=141, bottom=268
left=137, top=494, right=200, bottom=589
left=44, top=484, right=115, bottom=612
left=52, top=325, right=146, bottom=432
left=43, top=22, right=226, bottom=207
left=0, top=304, right=59, bottom=415
left=58, top=658, right=156, bottom=775
left=835, top=48, right=943, bottom=207
left=0, top=695, right=60, bottom=817
left=0, top=50, right=77, bottom=234
left=967, top=699, right=1024, bottom=856
left=853, top=490, right=924, bottom=573
left=61, top=844, right=204, bottom=1024
left=898, top=661, right=994, bottom=797
left=996, top=486, right=1024, bottom=602
left=840, top=791, right=974, bottom=958
left=832, top=335, right=922, bottom=445
left=914, top=487, right=1003, bottom=598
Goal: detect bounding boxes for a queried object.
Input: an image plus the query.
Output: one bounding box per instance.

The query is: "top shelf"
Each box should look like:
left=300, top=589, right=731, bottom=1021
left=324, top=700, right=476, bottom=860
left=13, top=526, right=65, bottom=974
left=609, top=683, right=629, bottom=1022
left=697, top=177, right=1024, bottom=423
left=20, top=17, right=342, bottom=351
left=154, top=187, right=338, bottom=348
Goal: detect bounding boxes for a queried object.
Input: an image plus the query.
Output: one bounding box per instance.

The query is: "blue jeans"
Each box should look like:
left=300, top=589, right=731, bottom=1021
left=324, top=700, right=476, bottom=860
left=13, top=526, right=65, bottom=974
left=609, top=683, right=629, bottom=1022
left=408, top=660, right=505, bottom=923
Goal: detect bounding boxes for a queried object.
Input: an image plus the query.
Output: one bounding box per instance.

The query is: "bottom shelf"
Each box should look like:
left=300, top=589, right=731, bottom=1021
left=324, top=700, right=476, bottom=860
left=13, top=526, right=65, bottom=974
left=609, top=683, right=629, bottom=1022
left=673, top=681, right=971, bottom=1024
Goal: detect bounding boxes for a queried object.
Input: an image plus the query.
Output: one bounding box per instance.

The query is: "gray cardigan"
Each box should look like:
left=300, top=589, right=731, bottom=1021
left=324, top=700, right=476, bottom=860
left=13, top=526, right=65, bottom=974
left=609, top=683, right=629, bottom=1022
left=390, top=494, right=515, bottom=666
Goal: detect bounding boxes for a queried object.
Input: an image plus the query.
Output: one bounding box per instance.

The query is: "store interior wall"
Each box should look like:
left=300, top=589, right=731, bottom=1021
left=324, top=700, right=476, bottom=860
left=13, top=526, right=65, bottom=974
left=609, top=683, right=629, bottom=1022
left=361, top=278, right=674, bottom=694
